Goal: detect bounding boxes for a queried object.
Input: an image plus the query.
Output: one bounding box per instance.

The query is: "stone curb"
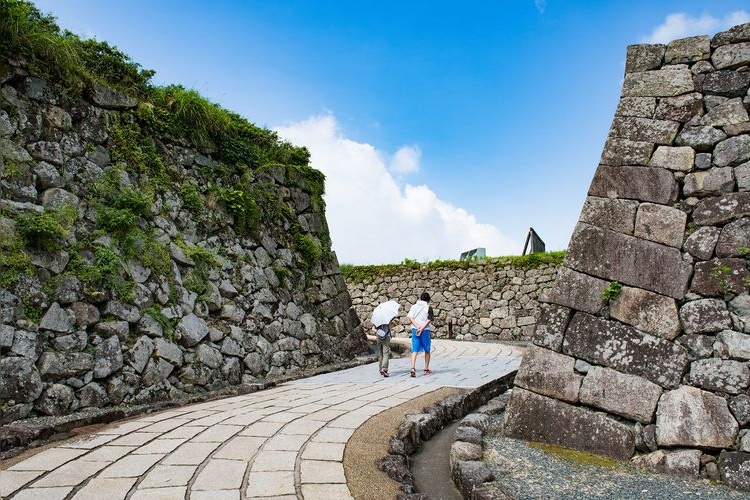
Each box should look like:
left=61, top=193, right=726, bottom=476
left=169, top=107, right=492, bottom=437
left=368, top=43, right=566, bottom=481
left=0, top=354, right=376, bottom=460
left=449, top=393, right=514, bottom=499
left=376, top=371, right=516, bottom=498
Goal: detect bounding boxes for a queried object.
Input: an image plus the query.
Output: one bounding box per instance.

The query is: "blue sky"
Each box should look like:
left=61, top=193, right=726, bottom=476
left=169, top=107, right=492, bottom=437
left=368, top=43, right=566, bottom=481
left=34, top=1, right=750, bottom=264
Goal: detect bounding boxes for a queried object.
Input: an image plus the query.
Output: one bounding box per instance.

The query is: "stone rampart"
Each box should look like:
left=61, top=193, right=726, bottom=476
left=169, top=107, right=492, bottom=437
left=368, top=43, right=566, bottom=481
left=0, top=60, right=367, bottom=424
left=503, top=23, right=750, bottom=490
left=344, top=258, right=560, bottom=341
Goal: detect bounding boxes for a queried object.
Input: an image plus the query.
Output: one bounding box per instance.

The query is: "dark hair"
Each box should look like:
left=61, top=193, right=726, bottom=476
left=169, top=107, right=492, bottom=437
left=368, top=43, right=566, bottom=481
left=420, top=292, right=431, bottom=302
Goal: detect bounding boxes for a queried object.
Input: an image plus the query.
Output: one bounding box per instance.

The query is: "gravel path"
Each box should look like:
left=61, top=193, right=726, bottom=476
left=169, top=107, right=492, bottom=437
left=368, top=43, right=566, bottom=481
left=483, top=416, right=744, bottom=499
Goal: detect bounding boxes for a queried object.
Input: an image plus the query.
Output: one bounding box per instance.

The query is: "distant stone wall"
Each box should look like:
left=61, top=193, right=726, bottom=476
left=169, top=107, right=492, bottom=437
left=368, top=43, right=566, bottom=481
left=0, top=60, right=367, bottom=424
left=345, top=260, right=559, bottom=341
left=503, top=24, right=750, bottom=490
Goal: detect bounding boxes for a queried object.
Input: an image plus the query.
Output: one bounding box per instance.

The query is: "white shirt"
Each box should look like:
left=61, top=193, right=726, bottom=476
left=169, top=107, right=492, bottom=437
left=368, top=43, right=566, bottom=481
left=407, top=300, right=430, bottom=328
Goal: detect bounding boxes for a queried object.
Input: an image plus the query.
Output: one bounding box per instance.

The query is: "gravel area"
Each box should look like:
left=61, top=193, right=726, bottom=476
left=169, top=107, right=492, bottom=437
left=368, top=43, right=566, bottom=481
left=483, top=416, right=745, bottom=499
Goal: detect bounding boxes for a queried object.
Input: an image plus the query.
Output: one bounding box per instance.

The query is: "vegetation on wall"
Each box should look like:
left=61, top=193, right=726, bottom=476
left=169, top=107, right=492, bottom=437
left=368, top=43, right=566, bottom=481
left=341, top=251, right=566, bottom=282
left=0, top=0, right=331, bottom=286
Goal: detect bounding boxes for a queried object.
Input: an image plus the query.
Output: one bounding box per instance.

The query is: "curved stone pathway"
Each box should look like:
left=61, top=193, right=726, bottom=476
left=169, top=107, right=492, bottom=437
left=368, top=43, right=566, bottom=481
left=0, top=339, right=521, bottom=499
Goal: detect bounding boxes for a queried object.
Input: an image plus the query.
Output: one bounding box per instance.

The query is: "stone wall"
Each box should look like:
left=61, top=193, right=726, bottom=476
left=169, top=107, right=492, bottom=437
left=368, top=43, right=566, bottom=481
left=0, top=60, right=367, bottom=423
left=345, top=259, right=559, bottom=341
left=503, top=23, right=750, bottom=490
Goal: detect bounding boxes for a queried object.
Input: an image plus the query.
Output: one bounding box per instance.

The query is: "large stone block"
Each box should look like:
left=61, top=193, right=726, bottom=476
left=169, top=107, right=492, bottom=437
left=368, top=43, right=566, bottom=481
left=579, top=196, right=638, bottom=235
left=693, top=193, right=750, bottom=225
left=664, top=35, right=710, bottom=64
left=716, top=218, right=750, bottom=257
left=689, top=358, right=750, bottom=394
left=580, top=366, right=662, bottom=423
left=712, top=42, right=750, bottom=70
left=622, top=68, right=694, bottom=97
left=0, top=357, right=43, bottom=403
left=712, top=23, right=750, bottom=47
left=699, top=97, right=749, bottom=125
left=503, top=388, right=634, bottom=461
left=675, top=126, right=727, bottom=151
left=714, top=135, right=750, bottom=167
left=633, top=203, right=686, bottom=248
left=532, top=303, right=573, bottom=352
left=655, top=386, right=738, bottom=449
left=540, top=266, right=607, bottom=315
left=680, top=298, right=732, bottom=334
left=565, top=223, right=692, bottom=299
left=609, top=117, right=680, bottom=145
left=625, top=44, right=665, bottom=73
left=730, top=294, right=750, bottom=334
left=37, top=352, right=93, bottom=381
left=616, top=97, right=656, bottom=118
left=683, top=226, right=720, bottom=260
left=691, top=258, right=749, bottom=297
left=176, top=313, right=209, bottom=347
left=738, top=161, right=750, bottom=191
left=717, top=330, right=750, bottom=360
left=515, top=346, right=582, bottom=403
left=563, top=312, right=689, bottom=389
left=649, top=145, right=694, bottom=172
left=631, top=449, right=701, bottom=477
left=599, top=138, right=654, bottom=166
left=701, top=71, right=750, bottom=98
left=589, top=166, right=677, bottom=205
left=610, top=286, right=680, bottom=340
left=683, top=167, right=735, bottom=197
left=719, top=451, right=750, bottom=492
left=653, top=93, right=703, bottom=122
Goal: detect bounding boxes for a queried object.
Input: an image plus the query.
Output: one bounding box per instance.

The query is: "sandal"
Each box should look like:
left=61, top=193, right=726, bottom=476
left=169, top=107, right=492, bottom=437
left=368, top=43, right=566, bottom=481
left=410, top=368, right=416, bottom=378
left=382, top=370, right=389, bottom=377
left=424, top=369, right=433, bottom=375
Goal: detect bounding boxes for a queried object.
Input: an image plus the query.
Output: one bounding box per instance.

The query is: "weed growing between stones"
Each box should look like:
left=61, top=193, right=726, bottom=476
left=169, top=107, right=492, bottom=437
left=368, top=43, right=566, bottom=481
left=600, top=281, right=623, bottom=301
left=15, top=204, right=77, bottom=250
left=710, top=263, right=734, bottom=296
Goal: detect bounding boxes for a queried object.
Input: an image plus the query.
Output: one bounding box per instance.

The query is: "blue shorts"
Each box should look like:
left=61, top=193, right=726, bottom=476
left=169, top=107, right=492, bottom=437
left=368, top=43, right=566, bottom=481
left=411, top=328, right=431, bottom=353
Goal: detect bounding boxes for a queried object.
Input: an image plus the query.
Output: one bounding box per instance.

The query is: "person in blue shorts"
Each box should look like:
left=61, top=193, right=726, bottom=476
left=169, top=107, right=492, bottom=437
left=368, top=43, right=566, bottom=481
left=407, top=292, right=434, bottom=377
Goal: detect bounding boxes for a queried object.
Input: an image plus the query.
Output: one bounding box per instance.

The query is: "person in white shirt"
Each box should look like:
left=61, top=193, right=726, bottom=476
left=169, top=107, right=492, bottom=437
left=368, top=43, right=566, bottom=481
left=407, top=292, right=434, bottom=377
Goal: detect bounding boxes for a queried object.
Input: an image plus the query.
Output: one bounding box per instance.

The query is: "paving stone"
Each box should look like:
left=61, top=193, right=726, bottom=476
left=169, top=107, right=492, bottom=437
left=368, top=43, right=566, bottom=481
left=300, top=459, right=347, bottom=483
left=161, top=442, right=221, bottom=465
left=70, top=477, right=138, bottom=500
left=132, top=438, right=186, bottom=455
left=0, top=470, right=44, bottom=497
left=263, top=433, right=308, bottom=451
left=214, top=436, right=265, bottom=460
left=192, top=459, right=247, bottom=490
left=13, top=487, right=73, bottom=500
left=280, top=418, right=327, bottom=435
left=109, top=432, right=161, bottom=447
left=60, top=433, right=117, bottom=449
left=246, top=471, right=296, bottom=497
left=239, top=421, right=285, bottom=437
left=9, top=448, right=87, bottom=471
left=190, top=491, right=239, bottom=500
left=78, top=446, right=136, bottom=462
left=311, top=426, right=356, bottom=443
left=131, top=487, right=188, bottom=500
left=302, top=441, right=345, bottom=461
left=98, top=453, right=164, bottom=478
left=32, top=459, right=109, bottom=487
left=251, top=450, right=297, bottom=471
left=192, top=424, right=242, bottom=442
left=138, top=465, right=197, bottom=488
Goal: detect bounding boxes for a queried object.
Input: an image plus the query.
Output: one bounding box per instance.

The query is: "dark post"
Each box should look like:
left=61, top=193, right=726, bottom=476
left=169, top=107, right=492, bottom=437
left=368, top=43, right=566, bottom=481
left=448, top=319, right=453, bottom=339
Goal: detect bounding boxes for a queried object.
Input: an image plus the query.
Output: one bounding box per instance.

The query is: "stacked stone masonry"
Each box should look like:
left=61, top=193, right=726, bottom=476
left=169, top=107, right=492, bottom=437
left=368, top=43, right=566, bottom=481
left=0, top=59, right=368, bottom=424
left=345, top=261, right=559, bottom=342
left=504, top=24, right=750, bottom=492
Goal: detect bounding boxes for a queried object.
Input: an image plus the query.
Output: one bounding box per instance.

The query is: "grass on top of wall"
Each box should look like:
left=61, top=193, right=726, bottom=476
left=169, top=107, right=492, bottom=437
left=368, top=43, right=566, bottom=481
left=340, top=251, right=565, bottom=282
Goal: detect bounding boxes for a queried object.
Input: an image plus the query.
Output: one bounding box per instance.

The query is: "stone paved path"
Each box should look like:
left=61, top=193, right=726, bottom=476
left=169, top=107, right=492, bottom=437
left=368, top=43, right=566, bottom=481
left=0, top=339, right=521, bottom=500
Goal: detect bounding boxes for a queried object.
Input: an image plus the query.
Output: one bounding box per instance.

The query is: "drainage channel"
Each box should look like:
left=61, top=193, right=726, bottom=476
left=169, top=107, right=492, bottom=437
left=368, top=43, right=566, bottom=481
left=411, top=419, right=463, bottom=500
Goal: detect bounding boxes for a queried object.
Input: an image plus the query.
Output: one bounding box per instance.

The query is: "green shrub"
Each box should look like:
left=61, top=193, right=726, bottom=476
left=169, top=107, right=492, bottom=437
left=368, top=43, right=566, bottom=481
left=17, top=210, right=69, bottom=249
left=180, top=183, right=203, bottom=213
left=600, top=281, right=623, bottom=301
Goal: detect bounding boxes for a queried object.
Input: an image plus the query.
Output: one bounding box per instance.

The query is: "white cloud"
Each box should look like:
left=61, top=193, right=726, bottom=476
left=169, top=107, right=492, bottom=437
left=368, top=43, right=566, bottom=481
left=642, top=11, right=750, bottom=44
left=390, top=145, right=421, bottom=174
left=275, top=113, right=518, bottom=265
left=535, top=0, right=547, bottom=15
